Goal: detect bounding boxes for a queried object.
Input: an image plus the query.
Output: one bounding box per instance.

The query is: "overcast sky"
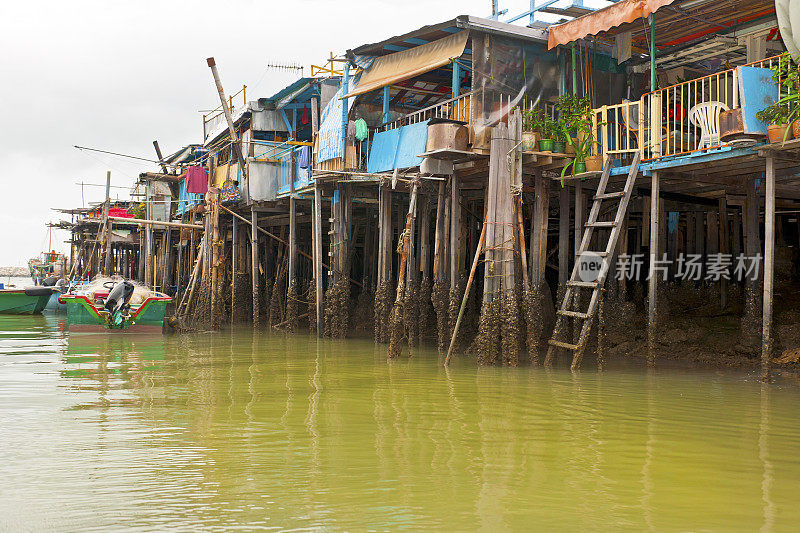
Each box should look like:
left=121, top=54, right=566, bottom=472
left=0, top=0, right=606, bottom=267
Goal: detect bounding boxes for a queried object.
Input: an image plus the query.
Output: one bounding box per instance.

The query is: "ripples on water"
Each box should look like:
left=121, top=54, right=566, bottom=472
left=1, top=313, right=800, bottom=531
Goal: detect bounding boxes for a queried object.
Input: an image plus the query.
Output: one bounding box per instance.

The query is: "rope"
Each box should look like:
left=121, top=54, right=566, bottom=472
left=396, top=229, right=410, bottom=253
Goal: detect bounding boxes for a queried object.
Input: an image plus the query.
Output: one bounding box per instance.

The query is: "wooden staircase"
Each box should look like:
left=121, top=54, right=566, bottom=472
left=545, top=153, right=641, bottom=370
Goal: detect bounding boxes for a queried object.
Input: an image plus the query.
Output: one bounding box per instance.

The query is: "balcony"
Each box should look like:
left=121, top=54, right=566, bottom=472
left=592, top=54, right=794, bottom=166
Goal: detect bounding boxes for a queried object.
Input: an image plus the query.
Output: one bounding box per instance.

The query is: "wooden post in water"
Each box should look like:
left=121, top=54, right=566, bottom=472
left=251, top=206, right=261, bottom=326
left=231, top=215, right=237, bottom=324
left=288, top=196, right=297, bottom=294
left=647, top=171, right=660, bottom=365
left=762, top=156, right=775, bottom=381
left=419, top=198, right=431, bottom=282
left=314, top=183, right=323, bottom=335
left=450, top=174, right=461, bottom=290
left=433, top=182, right=447, bottom=282
left=388, top=183, right=419, bottom=358
left=379, top=186, right=392, bottom=283
left=530, top=170, right=550, bottom=289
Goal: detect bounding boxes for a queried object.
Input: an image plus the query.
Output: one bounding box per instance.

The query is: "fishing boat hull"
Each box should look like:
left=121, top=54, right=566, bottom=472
left=0, top=288, right=56, bottom=315
left=60, top=295, right=171, bottom=333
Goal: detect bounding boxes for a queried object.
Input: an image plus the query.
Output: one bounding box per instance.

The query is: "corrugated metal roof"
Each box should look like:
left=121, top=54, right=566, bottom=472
left=349, top=15, right=548, bottom=58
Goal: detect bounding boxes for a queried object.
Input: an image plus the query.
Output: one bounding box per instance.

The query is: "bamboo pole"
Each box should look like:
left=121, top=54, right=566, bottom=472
left=108, top=216, right=203, bottom=230
left=444, top=220, right=487, bottom=367
left=102, top=171, right=112, bottom=276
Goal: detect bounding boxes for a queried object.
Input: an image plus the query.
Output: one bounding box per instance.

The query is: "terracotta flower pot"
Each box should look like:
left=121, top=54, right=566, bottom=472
left=767, top=123, right=790, bottom=144
left=585, top=155, right=603, bottom=172
left=793, top=120, right=800, bottom=140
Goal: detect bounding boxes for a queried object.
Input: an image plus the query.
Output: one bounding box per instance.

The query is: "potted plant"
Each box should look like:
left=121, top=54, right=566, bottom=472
left=757, top=103, right=793, bottom=144
left=521, top=108, right=542, bottom=151
left=552, top=122, right=568, bottom=154
left=762, top=54, right=800, bottom=143
left=538, top=114, right=555, bottom=152
left=558, top=94, right=604, bottom=175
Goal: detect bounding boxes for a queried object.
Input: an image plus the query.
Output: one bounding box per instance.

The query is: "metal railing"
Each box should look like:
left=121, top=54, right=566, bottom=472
left=202, top=85, right=247, bottom=140
left=381, top=90, right=477, bottom=138
left=593, top=53, right=793, bottom=163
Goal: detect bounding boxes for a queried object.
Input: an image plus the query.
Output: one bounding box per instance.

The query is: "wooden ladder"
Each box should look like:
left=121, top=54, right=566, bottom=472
left=545, top=153, right=641, bottom=370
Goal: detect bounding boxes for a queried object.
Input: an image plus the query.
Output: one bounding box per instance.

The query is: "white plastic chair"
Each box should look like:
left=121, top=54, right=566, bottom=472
left=689, top=101, right=729, bottom=150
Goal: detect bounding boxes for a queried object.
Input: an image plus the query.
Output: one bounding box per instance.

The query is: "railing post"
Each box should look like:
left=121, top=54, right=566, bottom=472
left=451, top=59, right=461, bottom=99
left=601, top=106, right=608, bottom=163
left=639, top=96, right=646, bottom=160
left=732, top=68, right=739, bottom=109
left=382, top=85, right=390, bottom=124
left=651, top=92, right=662, bottom=158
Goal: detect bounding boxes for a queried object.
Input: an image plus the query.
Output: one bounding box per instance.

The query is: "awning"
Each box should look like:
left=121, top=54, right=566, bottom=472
left=547, top=0, right=677, bottom=49
left=343, top=30, right=470, bottom=99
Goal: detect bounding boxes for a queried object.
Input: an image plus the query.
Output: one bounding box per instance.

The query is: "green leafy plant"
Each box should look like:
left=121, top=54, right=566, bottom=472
left=522, top=107, right=542, bottom=132
left=756, top=103, right=791, bottom=126
left=759, top=54, right=800, bottom=144
left=554, top=94, right=599, bottom=183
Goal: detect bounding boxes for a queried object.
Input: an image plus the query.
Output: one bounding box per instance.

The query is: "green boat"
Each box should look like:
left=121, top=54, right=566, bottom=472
left=60, top=292, right=172, bottom=333
left=0, top=287, right=57, bottom=315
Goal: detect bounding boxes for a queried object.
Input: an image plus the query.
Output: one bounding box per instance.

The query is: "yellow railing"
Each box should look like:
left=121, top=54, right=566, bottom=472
left=202, top=85, right=248, bottom=140
left=594, top=53, right=791, bottom=163
left=383, top=90, right=477, bottom=142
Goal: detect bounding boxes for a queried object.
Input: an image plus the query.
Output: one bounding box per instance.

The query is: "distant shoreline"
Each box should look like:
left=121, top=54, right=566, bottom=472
left=0, top=267, right=30, bottom=277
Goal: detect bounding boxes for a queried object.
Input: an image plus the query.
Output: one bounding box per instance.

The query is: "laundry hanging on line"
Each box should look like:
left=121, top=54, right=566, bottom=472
left=185, top=165, right=208, bottom=194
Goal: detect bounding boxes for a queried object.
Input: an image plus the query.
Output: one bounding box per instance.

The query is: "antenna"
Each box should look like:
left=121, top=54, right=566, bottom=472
left=264, top=61, right=304, bottom=76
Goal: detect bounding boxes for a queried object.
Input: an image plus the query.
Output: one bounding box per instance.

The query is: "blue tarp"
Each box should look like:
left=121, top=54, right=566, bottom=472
left=318, top=75, right=359, bottom=162
left=367, top=120, right=430, bottom=173
left=738, top=66, right=779, bottom=135
left=177, top=179, right=202, bottom=216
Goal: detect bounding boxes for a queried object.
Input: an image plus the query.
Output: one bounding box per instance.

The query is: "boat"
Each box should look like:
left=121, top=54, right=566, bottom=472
left=0, top=287, right=58, bottom=315
left=44, top=278, right=71, bottom=312
left=28, top=228, right=67, bottom=284
left=59, top=279, right=171, bottom=333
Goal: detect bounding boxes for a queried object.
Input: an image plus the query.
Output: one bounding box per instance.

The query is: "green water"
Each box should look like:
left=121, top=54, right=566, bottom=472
left=1, top=314, right=800, bottom=531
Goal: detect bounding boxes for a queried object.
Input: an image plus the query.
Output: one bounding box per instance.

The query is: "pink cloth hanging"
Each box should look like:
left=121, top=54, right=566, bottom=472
left=185, top=165, right=208, bottom=194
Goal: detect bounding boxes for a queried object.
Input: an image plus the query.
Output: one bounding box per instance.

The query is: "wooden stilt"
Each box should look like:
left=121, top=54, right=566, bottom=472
left=288, top=196, right=297, bottom=289
left=231, top=216, right=237, bottom=324
left=647, top=170, right=660, bottom=365
left=450, top=173, right=461, bottom=290
left=145, top=223, right=153, bottom=288
left=718, top=196, right=729, bottom=308
left=433, top=181, right=446, bottom=282
left=558, top=185, right=569, bottom=291
left=763, top=156, right=775, bottom=381
left=314, top=183, right=324, bottom=335
left=251, top=206, right=261, bottom=326
left=531, top=170, right=550, bottom=288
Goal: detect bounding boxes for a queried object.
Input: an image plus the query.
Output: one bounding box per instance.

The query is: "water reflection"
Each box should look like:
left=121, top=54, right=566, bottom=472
left=0, top=320, right=799, bottom=530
